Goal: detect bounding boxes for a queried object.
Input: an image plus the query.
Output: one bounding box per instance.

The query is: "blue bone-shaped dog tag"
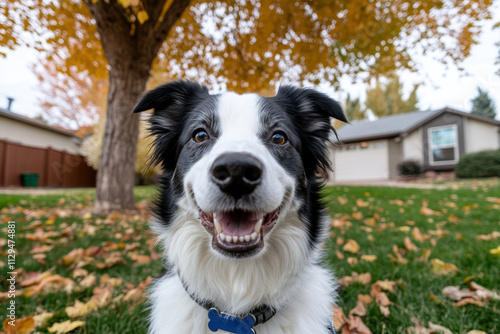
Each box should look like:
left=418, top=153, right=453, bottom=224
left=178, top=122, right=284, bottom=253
left=207, top=308, right=256, bottom=334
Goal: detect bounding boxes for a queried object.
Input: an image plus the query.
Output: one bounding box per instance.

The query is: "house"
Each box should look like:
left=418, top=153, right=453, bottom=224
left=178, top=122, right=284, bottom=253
left=329, top=107, right=500, bottom=182
left=0, top=106, right=96, bottom=187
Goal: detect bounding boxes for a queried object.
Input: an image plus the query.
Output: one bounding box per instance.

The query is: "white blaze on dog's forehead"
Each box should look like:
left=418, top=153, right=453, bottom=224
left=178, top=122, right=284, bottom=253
left=217, top=92, right=261, bottom=139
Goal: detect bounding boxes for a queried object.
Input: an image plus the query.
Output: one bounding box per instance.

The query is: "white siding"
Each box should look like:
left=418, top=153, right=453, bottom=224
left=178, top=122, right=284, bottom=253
left=465, top=118, right=500, bottom=153
left=333, top=139, right=389, bottom=181
left=402, top=128, right=424, bottom=162
left=0, top=116, right=80, bottom=154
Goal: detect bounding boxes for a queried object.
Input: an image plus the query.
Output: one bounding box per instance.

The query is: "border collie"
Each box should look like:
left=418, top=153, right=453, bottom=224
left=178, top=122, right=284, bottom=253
left=133, top=81, right=347, bottom=334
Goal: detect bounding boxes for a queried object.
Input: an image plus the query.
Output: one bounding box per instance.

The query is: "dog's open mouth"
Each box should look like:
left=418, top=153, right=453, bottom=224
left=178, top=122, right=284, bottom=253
left=199, top=208, right=280, bottom=255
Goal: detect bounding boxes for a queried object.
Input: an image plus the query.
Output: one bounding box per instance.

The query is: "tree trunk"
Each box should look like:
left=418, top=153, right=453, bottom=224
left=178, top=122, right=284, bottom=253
left=83, top=0, right=193, bottom=214
left=94, top=65, right=150, bottom=214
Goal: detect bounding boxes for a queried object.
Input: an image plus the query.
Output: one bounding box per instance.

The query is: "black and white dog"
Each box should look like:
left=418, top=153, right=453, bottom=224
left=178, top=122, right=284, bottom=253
left=133, top=81, right=347, bottom=334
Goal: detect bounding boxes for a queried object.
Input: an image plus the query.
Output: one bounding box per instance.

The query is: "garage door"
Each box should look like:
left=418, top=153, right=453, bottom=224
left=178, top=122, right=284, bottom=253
left=333, top=140, right=389, bottom=181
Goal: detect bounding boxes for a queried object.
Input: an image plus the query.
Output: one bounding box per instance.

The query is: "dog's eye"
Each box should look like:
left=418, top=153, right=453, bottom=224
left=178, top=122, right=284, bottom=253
left=193, top=129, right=209, bottom=143
left=271, top=131, right=287, bottom=145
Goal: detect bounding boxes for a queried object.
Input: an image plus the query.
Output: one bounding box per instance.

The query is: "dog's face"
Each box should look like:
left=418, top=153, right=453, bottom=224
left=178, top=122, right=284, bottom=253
left=134, top=81, right=346, bottom=259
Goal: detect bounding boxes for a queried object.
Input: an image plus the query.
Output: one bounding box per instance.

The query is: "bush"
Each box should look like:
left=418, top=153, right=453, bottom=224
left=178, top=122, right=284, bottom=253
left=397, top=160, right=423, bottom=176
left=456, top=149, right=500, bottom=178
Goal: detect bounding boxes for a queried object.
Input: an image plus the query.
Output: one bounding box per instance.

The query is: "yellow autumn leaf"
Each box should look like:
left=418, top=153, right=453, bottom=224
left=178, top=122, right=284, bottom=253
left=343, top=239, right=360, bottom=253
left=117, top=0, right=131, bottom=8
left=48, top=320, right=85, bottom=334
left=33, top=311, right=55, bottom=328
left=431, top=259, right=458, bottom=275
left=3, top=316, right=35, bottom=334
left=361, top=254, right=377, bottom=262
left=356, top=198, right=368, bottom=207
left=66, top=300, right=97, bottom=318
left=490, top=245, right=500, bottom=257
left=137, top=10, right=149, bottom=24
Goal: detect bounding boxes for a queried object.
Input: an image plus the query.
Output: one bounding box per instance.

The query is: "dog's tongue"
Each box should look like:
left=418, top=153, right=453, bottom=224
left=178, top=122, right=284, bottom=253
left=215, top=210, right=261, bottom=236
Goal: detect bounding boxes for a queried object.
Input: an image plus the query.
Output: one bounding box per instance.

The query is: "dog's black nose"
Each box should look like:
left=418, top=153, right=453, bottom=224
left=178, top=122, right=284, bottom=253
left=211, top=153, right=263, bottom=199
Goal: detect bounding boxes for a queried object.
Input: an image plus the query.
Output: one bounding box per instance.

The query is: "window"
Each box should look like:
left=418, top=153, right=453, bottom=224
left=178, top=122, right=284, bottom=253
left=428, top=125, right=458, bottom=165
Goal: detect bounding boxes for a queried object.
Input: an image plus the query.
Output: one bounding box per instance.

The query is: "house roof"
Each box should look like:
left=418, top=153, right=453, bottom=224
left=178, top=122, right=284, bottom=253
left=336, top=107, right=500, bottom=143
left=0, top=108, right=78, bottom=138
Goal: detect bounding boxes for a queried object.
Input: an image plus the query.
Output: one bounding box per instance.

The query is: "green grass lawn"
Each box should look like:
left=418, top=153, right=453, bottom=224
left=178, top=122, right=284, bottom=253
left=1, top=181, right=499, bottom=333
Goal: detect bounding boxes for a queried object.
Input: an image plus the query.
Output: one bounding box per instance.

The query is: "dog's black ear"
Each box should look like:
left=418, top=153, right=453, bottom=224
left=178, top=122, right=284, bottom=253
left=274, top=86, right=347, bottom=124
left=272, top=86, right=347, bottom=178
left=134, top=81, right=209, bottom=172
left=133, top=80, right=209, bottom=114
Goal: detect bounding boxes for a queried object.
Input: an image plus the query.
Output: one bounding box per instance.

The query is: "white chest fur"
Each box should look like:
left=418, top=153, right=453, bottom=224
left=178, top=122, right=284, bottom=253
left=148, top=264, right=335, bottom=334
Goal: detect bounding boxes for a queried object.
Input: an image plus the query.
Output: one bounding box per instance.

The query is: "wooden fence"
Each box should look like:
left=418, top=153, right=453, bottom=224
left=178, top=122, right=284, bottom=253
left=0, top=139, right=96, bottom=187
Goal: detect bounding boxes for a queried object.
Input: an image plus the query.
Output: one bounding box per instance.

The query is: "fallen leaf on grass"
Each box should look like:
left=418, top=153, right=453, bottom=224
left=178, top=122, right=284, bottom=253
left=336, top=251, right=345, bottom=260
left=349, top=296, right=368, bottom=317
left=347, top=257, right=358, bottom=265
left=470, top=282, right=500, bottom=300
left=490, top=246, right=500, bottom=257
left=48, top=320, right=85, bottom=334
left=485, top=196, right=500, bottom=204
left=404, top=237, right=419, bottom=252
left=338, top=272, right=371, bottom=288
left=408, top=318, right=453, bottom=334
left=466, top=331, right=487, bottom=334
left=360, top=255, right=377, bottom=262
left=96, top=252, right=123, bottom=269
left=356, top=199, right=368, bottom=207
left=337, top=197, right=348, bottom=205
left=416, top=249, right=432, bottom=263
left=66, top=300, right=97, bottom=318
left=332, top=306, right=346, bottom=331
left=412, top=227, right=431, bottom=242
left=388, top=245, right=408, bottom=264
left=343, top=240, right=360, bottom=254
left=343, top=315, right=373, bottom=334
left=431, top=259, right=458, bottom=275
left=25, top=274, right=74, bottom=297
left=90, top=285, right=114, bottom=307
left=3, top=316, right=35, bottom=334
left=442, top=286, right=477, bottom=301
left=374, top=280, right=399, bottom=293
left=370, top=284, right=392, bottom=317
left=72, top=268, right=88, bottom=279
left=20, top=269, right=53, bottom=287
left=453, top=297, right=483, bottom=307
left=352, top=212, right=363, bottom=220
left=78, top=273, right=97, bottom=288
left=420, top=206, right=442, bottom=216
left=123, top=276, right=152, bottom=302
left=129, top=253, right=152, bottom=265
left=62, top=248, right=85, bottom=266
left=477, top=231, right=500, bottom=241
left=33, top=311, right=54, bottom=328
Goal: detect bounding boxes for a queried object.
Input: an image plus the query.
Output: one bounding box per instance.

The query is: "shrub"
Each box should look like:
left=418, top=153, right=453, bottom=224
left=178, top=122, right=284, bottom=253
left=397, top=160, right=423, bottom=176
left=456, top=149, right=500, bottom=178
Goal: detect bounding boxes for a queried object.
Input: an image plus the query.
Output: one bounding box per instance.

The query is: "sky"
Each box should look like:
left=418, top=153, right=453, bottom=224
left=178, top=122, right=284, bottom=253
left=0, top=4, right=499, bottom=123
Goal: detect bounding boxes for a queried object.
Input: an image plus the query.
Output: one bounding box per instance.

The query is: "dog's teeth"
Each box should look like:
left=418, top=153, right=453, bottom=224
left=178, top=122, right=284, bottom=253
left=254, top=218, right=263, bottom=233
left=226, top=235, right=233, bottom=243
left=214, top=218, right=222, bottom=233
left=250, top=232, right=257, bottom=241
left=239, top=236, right=245, bottom=243
left=244, top=235, right=251, bottom=242
left=232, top=235, right=238, bottom=243
left=220, top=233, right=226, bottom=240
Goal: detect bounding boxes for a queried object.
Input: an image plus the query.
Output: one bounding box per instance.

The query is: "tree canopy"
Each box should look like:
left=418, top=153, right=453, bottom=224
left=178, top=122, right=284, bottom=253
left=365, top=74, right=419, bottom=118
left=471, top=87, right=496, bottom=119
left=2, top=0, right=494, bottom=98
left=1, top=0, right=495, bottom=212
